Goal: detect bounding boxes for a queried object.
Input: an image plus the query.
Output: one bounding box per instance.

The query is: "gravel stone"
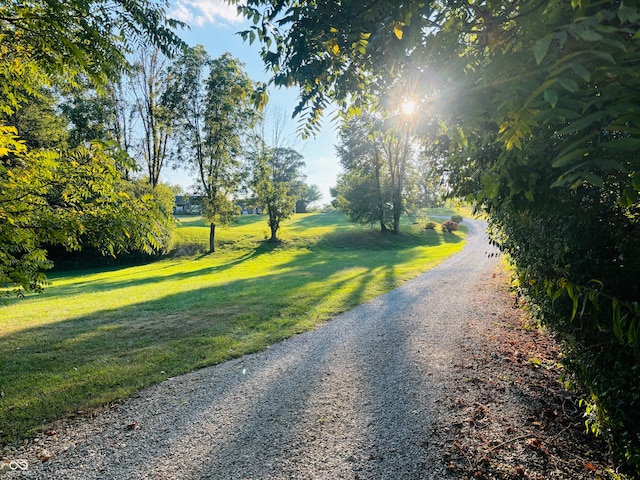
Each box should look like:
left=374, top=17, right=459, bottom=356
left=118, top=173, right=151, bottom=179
left=5, top=220, right=499, bottom=479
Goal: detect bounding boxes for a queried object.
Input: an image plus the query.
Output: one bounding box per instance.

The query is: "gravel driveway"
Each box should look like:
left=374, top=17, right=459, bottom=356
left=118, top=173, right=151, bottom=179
left=9, top=220, right=499, bottom=479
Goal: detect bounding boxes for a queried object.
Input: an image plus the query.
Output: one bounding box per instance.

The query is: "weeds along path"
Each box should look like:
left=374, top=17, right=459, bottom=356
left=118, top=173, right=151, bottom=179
left=8, top=220, right=499, bottom=479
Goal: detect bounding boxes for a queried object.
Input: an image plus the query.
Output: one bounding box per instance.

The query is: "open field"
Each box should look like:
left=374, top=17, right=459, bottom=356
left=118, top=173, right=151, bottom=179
left=0, top=210, right=468, bottom=444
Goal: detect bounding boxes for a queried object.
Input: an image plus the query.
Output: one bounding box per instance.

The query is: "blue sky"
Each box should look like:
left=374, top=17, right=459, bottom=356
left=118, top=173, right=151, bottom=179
left=163, top=0, right=340, bottom=204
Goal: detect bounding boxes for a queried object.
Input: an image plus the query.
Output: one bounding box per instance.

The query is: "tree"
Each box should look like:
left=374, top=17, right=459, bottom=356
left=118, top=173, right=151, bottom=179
left=247, top=107, right=306, bottom=241
left=251, top=144, right=305, bottom=242
left=130, top=48, right=176, bottom=188
left=334, top=111, right=415, bottom=233
left=61, top=79, right=114, bottom=148
left=165, top=45, right=210, bottom=174
left=295, top=183, right=322, bottom=212
left=0, top=0, right=184, bottom=297
left=381, top=128, right=413, bottom=233
left=201, top=53, right=257, bottom=253
left=0, top=1, right=184, bottom=85
left=4, top=86, right=69, bottom=150
left=169, top=50, right=257, bottom=253
left=333, top=168, right=389, bottom=230
left=1, top=142, right=176, bottom=299
left=232, top=0, right=436, bottom=134
left=334, top=114, right=388, bottom=231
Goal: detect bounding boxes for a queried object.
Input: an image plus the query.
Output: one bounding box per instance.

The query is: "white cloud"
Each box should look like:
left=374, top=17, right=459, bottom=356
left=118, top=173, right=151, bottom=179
left=169, top=0, right=243, bottom=27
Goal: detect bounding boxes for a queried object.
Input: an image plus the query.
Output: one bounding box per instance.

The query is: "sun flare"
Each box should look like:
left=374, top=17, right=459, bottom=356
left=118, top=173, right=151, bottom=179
left=401, top=100, right=417, bottom=115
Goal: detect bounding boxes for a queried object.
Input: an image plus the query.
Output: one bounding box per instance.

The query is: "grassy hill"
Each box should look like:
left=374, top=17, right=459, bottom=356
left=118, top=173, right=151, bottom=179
left=0, top=210, right=468, bottom=444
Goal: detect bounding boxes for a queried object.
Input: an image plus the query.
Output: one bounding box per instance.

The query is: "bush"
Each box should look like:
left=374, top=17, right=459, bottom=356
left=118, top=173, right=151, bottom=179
left=487, top=187, right=640, bottom=475
left=451, top=214, right=463, bottom=223
left=424, top=221, right=437, bottom=230
left=442, top=220, right=459, bottom=233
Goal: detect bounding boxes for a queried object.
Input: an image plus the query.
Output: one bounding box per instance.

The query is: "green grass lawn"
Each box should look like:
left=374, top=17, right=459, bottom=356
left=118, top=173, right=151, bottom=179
left=0, top=209, right=468, bottom=444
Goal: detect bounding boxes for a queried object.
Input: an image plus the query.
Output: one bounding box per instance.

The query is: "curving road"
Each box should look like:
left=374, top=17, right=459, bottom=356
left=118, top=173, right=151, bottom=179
left=16, top=220, right=499, bottom=480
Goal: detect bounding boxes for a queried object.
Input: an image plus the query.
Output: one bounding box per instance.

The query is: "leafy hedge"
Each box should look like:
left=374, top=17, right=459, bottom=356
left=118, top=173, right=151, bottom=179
left=485, top=182, right=640, bottom=475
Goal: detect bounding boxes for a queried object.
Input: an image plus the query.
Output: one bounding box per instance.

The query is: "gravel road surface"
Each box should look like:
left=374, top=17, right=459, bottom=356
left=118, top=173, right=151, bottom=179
left=8, top=220, right=499, bottom=479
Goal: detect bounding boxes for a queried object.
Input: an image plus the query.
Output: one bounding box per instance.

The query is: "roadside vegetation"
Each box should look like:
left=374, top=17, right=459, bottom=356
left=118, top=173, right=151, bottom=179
left=0, top=210, right=467, bottom=445
left=4, top=0, right=639, bottom=475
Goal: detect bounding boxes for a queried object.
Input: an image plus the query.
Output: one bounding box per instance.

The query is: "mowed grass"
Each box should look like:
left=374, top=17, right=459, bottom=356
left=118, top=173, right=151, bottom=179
left=0, top=210, right=468, bottom=444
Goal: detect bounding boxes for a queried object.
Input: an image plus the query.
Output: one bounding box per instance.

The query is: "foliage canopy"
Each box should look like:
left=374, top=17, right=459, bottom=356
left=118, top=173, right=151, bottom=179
left=0, top=0, right=185, bottom=297
left=168, top=49, right=258, bottom=252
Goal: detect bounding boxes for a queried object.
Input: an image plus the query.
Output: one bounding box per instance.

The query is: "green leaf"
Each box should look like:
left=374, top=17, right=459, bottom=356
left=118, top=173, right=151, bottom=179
left=632, top=170, right=640, bottom=190
left=481, top=173, right=500, bottom=199
left=557, top=77, right=578, bottom=93
left=587, top=50, right=615, bottom=63
left=621, top=186, right=639, bottom=206
left=600, top=138, right=640, bottom=153
left=533, top=34, right=554, bottom=65
left=571, top=63, right=591, bottom=81
left=578, top=29, right=603, bottom=42
left=583, top=172, right=605, bottom=188
left=612, top=299, right=624, bottom=343
left=552, top=149, right=586, bottom=168
left=524, top=189, right=535, bottom=201
left=618, top=4, right=640, bottom=23
left=557, top=110, right=605, bottom=135
left=594, top=25, right=621, bottom=34
left=567, top=282, right=579, bottom=320
left=552, top=170, right=585, bottom=187
left=524, top=78, right=557, bottom=107
left=543, top=88, right=559, bottom=107
left=600, top=38, right=627, bottom=51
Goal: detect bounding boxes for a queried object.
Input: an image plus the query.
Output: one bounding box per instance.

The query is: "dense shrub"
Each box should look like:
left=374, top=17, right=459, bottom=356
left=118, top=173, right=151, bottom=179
left=451, top=214, right=463, bottom=223
left=441, top=220, right=459, bottom=233
left=486, top=186, right=640, bottom=475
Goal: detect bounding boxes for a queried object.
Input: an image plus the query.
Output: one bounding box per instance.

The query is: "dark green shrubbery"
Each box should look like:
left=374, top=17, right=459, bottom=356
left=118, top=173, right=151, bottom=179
left=486, top=185, right=640, bottom=475
left=451, top=214, right=463, bottom=224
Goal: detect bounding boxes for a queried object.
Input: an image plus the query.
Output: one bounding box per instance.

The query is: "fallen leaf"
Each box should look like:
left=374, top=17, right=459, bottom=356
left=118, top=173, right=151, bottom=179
left=125, top=421, right=139, bottom=431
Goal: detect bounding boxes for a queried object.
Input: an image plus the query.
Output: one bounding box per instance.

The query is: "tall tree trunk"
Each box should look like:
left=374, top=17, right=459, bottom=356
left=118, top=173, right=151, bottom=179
left=393, top=201, right=401, bottom=233
left=269, top=210, right=278, bottom=242
left=373, top=148, right=386, bottom=232
left=209, top=223, right=216, bottom=253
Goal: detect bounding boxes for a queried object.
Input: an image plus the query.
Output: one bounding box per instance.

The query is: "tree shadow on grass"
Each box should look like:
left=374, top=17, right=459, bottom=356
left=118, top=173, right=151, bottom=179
left=31, top=242, right=278, bottom=301
left=442, top=231, right=464, bottom=243
left=285, top=211, right=354, bottom=230
left=0, top=242, right=430, bottom=445
left=36, top=222, right=460, bottom=302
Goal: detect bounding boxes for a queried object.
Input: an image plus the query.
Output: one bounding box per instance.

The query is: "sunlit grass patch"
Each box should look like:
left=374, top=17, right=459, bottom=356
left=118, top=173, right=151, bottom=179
left=0, top=211, right=468, bottom=444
